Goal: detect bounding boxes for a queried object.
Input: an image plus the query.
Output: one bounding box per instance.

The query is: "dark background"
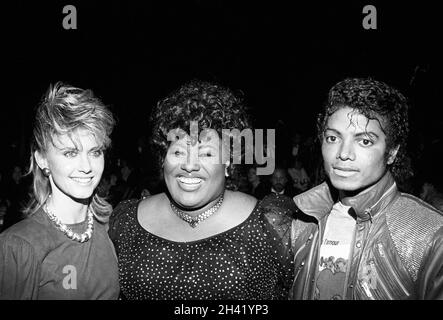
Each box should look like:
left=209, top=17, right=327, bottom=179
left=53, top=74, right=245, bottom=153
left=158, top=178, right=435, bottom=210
left=2, top=1, right=440, bottom=174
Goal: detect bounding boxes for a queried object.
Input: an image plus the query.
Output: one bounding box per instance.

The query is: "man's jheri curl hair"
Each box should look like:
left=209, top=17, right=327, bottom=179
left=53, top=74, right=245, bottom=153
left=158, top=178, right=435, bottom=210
left=149, top=80, right=252, bottom=170
left=317, top=77, right=412, bottom=182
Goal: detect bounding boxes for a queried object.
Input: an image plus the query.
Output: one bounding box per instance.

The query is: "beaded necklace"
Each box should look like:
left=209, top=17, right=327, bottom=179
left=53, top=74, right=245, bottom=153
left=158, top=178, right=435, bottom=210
left=44, top=196, right=94, bottom=243
left=170, top=194, right=224, bottom=228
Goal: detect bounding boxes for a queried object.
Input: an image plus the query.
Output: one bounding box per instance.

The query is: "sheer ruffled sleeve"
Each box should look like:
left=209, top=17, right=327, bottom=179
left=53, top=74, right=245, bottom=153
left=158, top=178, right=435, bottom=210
left=0, top=234, right=41, bottom=300
left=258, top=196, right=296, bottom=299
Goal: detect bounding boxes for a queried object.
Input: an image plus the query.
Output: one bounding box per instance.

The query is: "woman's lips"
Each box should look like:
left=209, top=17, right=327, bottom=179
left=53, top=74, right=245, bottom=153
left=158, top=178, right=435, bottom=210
left=176, top=176, right=203, bottom=191
left=71, top=177, right=94, bottom=185
left=177, top=176, right=203, bottom=184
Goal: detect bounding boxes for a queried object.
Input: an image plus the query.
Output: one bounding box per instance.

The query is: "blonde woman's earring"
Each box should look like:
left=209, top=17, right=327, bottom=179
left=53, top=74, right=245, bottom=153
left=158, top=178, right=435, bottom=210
left=43, top=168, right=51, bottom=177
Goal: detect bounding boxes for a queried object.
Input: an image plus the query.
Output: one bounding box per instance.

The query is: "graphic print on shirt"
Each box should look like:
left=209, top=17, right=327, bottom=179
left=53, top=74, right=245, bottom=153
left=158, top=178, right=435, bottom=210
left=62, top=265, right=77, bottom=290
left=314, top=202, right=356, bottom=300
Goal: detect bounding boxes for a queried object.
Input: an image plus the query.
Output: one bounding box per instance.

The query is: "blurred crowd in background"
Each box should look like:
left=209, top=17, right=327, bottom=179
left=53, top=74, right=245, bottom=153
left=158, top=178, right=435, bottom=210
left=2, top=122, right=442, bottom=232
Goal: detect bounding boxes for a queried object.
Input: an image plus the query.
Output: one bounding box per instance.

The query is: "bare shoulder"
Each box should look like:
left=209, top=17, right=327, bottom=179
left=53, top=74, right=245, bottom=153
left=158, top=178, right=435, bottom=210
left=138, top=193, right=168, bottom=217
left=224, top=190, right=258, bottom=215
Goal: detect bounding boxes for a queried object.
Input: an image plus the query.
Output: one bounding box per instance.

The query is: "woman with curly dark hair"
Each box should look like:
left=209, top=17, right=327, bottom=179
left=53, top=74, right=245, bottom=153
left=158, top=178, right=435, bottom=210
left=109, top=80, right=294, bottom=300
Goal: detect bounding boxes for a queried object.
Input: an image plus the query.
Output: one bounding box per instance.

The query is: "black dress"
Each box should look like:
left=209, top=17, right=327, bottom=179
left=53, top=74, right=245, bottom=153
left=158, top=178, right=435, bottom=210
left=109, top=198, right=294, bottom=300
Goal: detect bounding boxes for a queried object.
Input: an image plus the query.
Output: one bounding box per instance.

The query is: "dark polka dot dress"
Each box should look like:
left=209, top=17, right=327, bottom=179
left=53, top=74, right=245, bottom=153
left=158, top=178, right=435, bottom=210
left=109, top=198, right=294, bottom=300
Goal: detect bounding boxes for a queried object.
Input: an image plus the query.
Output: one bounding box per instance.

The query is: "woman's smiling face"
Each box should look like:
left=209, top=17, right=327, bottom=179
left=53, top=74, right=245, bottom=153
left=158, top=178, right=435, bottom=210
left=36, top=129, right=105, bottom=201
left=163, top=129, right=226, bottom=209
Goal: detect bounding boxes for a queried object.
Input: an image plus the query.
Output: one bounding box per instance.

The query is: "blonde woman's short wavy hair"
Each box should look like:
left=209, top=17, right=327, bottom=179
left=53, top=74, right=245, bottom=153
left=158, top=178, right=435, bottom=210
left=25, top=82, right=116, bottom=223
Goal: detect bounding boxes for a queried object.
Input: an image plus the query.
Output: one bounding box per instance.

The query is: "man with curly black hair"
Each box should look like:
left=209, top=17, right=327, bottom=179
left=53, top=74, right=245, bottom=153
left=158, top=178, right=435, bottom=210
left=289, top=78, right=443, bottom=300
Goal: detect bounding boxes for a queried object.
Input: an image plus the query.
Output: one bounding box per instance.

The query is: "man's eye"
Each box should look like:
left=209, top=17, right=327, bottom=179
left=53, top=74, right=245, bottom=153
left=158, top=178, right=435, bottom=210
left=64, top=151, right=77, bottom=158
left=325, top=136, right=338, bottom=143
left=174, top=150, right=184, bottom=156
left=359, top=139, right=374, bottom=147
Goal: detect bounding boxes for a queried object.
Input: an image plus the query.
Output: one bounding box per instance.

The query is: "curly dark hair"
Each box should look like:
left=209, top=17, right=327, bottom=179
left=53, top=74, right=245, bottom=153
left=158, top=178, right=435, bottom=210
left=317, top=77, right=412, bottom=182
left=149, top=80, right=252, bottom=175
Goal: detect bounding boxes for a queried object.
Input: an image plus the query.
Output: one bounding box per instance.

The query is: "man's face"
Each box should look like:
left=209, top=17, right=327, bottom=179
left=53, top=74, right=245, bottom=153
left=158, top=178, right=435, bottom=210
left=271, top=168, right=288, bottom=192
left=322, top=107, right=394, bottom=194
left=247, top=168, right=258, bottom=183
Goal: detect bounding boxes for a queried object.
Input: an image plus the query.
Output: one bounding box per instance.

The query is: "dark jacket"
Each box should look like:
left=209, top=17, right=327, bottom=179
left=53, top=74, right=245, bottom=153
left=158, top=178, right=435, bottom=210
left=289, top=171, right=443, bottom=300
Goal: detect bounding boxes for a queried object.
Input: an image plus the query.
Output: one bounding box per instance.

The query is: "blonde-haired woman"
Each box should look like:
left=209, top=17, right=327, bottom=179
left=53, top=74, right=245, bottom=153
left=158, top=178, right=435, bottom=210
left=0, top=83, right=119, bottom=299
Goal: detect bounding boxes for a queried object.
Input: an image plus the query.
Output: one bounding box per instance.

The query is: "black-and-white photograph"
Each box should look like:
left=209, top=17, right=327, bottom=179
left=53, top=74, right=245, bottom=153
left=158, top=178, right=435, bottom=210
left=0, top=0, right=442, bottom=309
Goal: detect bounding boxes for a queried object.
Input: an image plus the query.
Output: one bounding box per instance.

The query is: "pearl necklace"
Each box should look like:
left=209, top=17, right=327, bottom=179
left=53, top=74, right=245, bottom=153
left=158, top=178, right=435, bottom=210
left=44, top=198, right=94, bottom=243
left=170, top=194, right=224, bottom=228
